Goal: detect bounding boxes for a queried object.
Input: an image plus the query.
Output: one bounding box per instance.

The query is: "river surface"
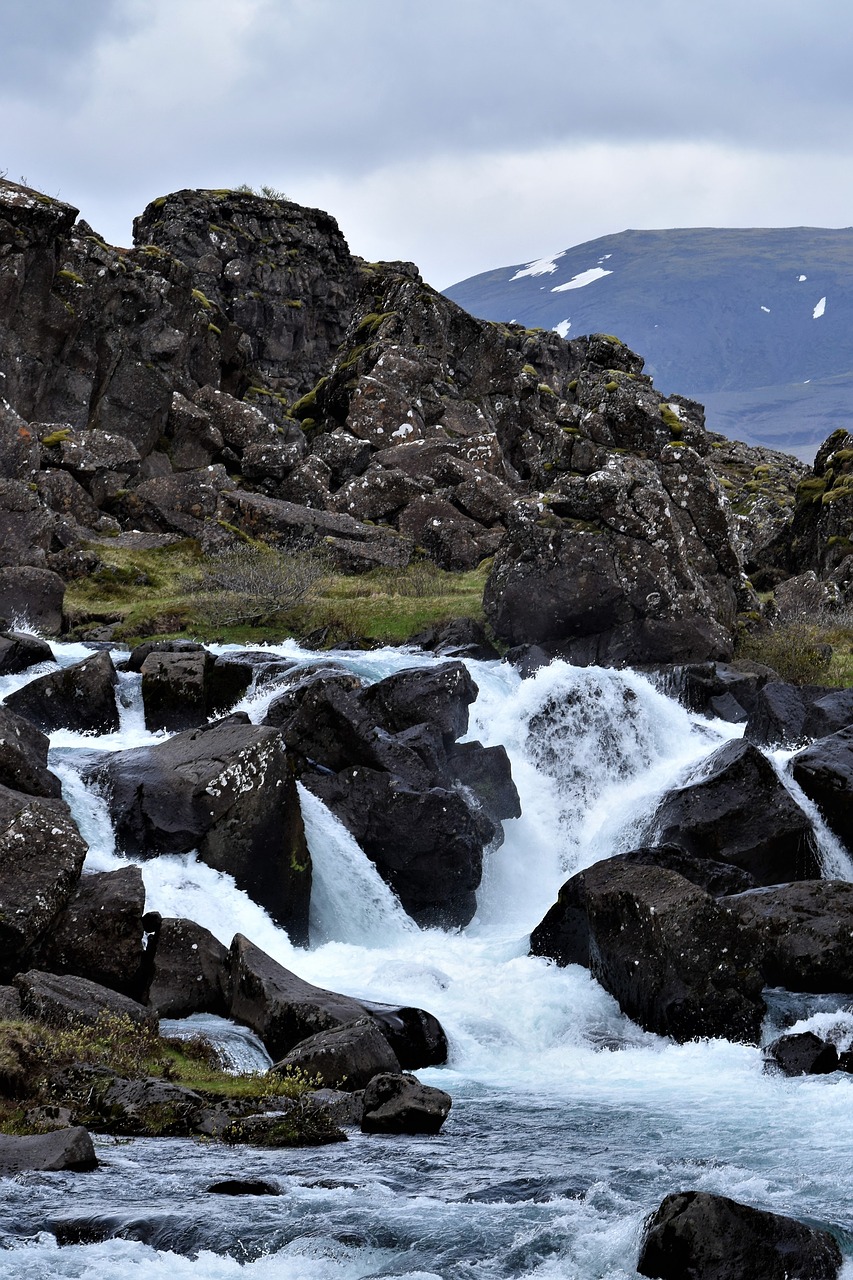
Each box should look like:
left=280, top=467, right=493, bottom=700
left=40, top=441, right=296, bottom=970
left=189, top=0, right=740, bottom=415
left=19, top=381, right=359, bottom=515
left=2, top=641, right=853, bottom=1279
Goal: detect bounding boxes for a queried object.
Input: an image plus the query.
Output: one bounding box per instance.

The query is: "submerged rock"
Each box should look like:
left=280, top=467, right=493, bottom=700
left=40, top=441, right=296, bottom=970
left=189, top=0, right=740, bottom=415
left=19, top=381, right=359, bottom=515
left=638, top=1190, right=842, bottom=1280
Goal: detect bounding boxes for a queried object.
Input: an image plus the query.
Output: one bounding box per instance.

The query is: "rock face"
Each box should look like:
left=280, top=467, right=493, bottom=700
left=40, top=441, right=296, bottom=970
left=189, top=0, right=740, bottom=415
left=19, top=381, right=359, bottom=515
left=745, top=682, right=853, bottom=748
left=85, top=719, right=311, bottom=945
left=790, top=726, right=853, bottom=849
left=648, top=740, right=819, bottom=885
left=138, top=645, right=253, bottom=732
left=722, top=881, right=853, bottom=991
left=637, top=1190, right=842, bottom=1280
left=531, top=858, right=765, bottom=1043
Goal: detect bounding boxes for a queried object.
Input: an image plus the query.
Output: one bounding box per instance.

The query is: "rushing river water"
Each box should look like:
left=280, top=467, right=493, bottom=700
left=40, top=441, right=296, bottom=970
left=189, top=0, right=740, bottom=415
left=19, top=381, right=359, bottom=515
left=2, top=642, right=853, bottom=1279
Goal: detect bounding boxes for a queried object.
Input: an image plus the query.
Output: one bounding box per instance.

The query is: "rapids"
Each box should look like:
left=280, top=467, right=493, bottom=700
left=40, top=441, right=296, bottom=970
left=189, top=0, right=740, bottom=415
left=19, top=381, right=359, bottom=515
left=2, top=642, right=852, bottom=1279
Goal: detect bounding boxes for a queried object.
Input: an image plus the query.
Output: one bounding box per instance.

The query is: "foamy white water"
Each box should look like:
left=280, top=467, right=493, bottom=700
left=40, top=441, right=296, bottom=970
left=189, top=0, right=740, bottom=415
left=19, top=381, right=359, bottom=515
left=2, top=642, right=851, bottom=1277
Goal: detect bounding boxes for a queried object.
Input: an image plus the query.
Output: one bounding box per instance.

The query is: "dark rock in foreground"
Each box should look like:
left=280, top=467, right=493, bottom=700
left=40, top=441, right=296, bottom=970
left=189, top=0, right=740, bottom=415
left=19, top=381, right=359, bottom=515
left=722, top=881, right=853, bottom=992
left=15, top=970, right=158, bottom=1031
left=360, top=1072, right=452, bottom=1135
left=0, top=1126, right=97, bottom=1173
left=0, top=630, right=54, bottom=675
left=790, top=726, right=853, bottom=850
left=146, top=917, right=231, bottom=1017
left=206, top=1179, right=281, bottom=1196
left=638, top=1190, right=842, bottom=1280
left=649, top=739, right=819, bottom=885
left=0, top=705, right=62, bottom=798
left=5, top=650, right=119, bottom=735
left=531, top=859, right=765, bottom=1043
left=746, top=682, right=853, bottom=748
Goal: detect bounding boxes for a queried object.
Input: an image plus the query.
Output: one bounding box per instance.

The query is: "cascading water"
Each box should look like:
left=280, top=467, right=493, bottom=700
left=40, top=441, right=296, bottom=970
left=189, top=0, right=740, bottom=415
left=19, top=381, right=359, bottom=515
left=2, top=643, right=853, bottom=1279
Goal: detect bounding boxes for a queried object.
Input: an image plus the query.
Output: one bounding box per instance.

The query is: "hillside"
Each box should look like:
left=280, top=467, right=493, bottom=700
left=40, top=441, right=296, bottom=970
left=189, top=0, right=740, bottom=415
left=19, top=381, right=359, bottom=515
left=444, top=228, right=853, bottom=460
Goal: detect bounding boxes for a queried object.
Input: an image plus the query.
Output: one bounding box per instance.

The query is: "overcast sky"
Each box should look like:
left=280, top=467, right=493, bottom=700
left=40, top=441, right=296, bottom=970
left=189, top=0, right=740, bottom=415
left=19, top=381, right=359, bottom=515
left=3, top=0, right=853, bottom=288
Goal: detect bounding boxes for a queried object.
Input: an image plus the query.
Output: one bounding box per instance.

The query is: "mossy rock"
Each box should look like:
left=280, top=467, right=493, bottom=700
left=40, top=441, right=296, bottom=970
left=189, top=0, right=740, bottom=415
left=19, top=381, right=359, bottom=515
left=795, top=477, right=827, bottom=505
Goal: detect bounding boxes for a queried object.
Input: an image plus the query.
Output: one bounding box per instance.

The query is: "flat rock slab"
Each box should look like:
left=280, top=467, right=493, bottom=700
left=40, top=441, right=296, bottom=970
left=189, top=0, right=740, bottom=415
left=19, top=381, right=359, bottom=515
left=0, top=1126, right=97, bottom=1173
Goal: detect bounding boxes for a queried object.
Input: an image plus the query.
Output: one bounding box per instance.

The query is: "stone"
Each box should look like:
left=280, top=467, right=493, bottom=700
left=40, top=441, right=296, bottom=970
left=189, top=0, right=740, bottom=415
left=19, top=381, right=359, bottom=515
left=447, top=741, right=522, bottom=824
left=0, top=705, right=61, bottom=797
left=360, top=1072, right=452, bottom=1135
left=36, top=867, right=158, bottom=1001
left=746, top=682, right=853, bottom=748
left=15, top=970, right=157, bottom=1031
left=0, top=1127, right=97, bottom=1173
left=790, top=726, right=853, bottom=850
left=649, top=739, right=819, bottom=885
left=270, top=1018, right=401, bottom=1090
left=637, top=1190, right=842, bottom=1280
left=0, top=566, right=65, bottom=634
left=219, top=1101, right=346, bottom=1147
left=359, top=661, right=478, bottom=742
left=207, top=1179, right=281, bottom=1196
left=0, top=630, right=54, bottom=675
left=765, top=1032, right=839, bottom=1077
left=139, top=647, right=252, bottom=732
left=722, top=880, right=853, bottom=991
left=409, top=617, right=500, bottom=662
left=146, top=917, right=231, bottom=1017
left=4, top=650, right=119, bottom=735
left=0, top=785, right=87, bottom=979
left=94, top=1075, right=204, bottom=1136
left=85, top=719, right=311, bottom=945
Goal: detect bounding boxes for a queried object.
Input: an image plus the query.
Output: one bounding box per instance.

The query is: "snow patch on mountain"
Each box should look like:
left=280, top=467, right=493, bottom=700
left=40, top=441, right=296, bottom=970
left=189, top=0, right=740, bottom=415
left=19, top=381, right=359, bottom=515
left=813, top=297, right=826, bottom=318
left=552, top=267, right=613, bottom=293
left=554, top=319, right=571, bottom=338
left=510, top=251, right=566, bottom=281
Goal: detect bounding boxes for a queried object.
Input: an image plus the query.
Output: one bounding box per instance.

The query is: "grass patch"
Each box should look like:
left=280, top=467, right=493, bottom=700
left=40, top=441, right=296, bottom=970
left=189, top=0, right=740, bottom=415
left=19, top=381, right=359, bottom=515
left=65, top=540, right=490, bottom=647
left=736, top=613, right=853, bottom=687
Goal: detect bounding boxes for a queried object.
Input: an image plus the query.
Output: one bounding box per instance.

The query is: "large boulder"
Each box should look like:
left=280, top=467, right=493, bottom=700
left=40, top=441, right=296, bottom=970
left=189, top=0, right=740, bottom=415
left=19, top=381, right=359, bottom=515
left=745, top=682, right=853, bottom=748
left=722, top=880, right=853, bottom=991
left=648, top=739, right=819, bottom=884
left=14, top=970, right=157, bottom=1031
left=359, top=661, right=477, bottom=742
left=0, top=630, right=54, bottom=676
left=790, top=726, right=853, bottom=850
left=0, top=1127, right=97, bottom=1173
left=765, top=1032, right=839, bottom=1077
left=35, top=867, right=158, bottom=1001
left=0, top=706, right=62, bottom=797
left=270, top=1018, right=401, bottom=1090
left=533, top=858, right=764, bottom=1043
left=5, top=650, right=119, bottom=735
left=360, top=1072, right=452, bottom=1136
left=637, top=1190, right=842, bottom=1280
left=139, top=646, right=252, bottom=732
left=0, top=566, right=65, bottom=634
left=85, top=719, right=311, bottom=945
left=145, top=917, right=231, bottom=1017
left=0, top=784, right=87, bottom=979
left=229, top=935, right=446, bottom=1067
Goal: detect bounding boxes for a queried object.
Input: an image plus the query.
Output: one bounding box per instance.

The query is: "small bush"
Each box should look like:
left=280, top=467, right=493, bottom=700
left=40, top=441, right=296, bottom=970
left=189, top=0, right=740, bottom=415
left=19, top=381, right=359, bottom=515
left=737, top=619, right=834, bottom=685
left=191, top=543, right=327, bottom=628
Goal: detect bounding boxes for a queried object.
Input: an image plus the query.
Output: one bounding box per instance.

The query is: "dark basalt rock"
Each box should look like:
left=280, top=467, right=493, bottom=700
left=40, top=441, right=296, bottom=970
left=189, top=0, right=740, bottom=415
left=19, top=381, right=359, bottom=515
left=448, top=741, right=523, bottom=824
left=746, top=682, right=853, bottom=748
left=530, top=845, right=757, bottom=968
left=360, top=1072, right=452, bottom=1135
left=533, top=859, right=764, bottom=1043
left=359, top=661, right=478, bottom=743
left=35, top=867, right=158, bottom=1001
left=409, top=617, right=500, bottom=662
left=229, top=935, right=447, bottom=1069
left=0, top=784, right=88, bottom=979
left=5, top=650, right=119, bottom=735
left=0, top=630, right=54, bottom=675
left=146, top=917, right=231, bottom=1017
left=765, top=1031, right=839, bottom=1077
left=722, top=880, right=853, bottom=991
left=270, top=1018, right=401, bottom=1090
left=219, top=1101, right=346, bottom=1147
left=790, top=725, right=853, bottom=850
left=0, top=566, right=65, bottom=634
left=0, top=1127, right=97, bottom=1174
left=670, top=660, right=775, bottom=723
left=139, top=647, right=253, bottom=732
left=0, top=706, right=61, bottom=798
left=85, top=719, right=311, bottom=945
left=637, top=1190, right=842, bottom=1280
left=207, top=1179, right=281, bottom=1196
left=15, top=970, right=157, bottom=1031
left=649, top=739, right=819, bottom=884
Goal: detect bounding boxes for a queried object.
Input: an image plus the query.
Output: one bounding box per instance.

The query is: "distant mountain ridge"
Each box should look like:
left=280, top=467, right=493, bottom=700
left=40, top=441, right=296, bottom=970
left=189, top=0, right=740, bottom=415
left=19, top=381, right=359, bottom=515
left=444, top=228, right=853, bottom=460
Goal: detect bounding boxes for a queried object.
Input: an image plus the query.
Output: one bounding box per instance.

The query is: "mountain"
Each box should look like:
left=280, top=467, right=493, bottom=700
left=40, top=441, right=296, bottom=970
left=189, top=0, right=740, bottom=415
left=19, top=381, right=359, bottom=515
left=444, top=228, right=853, bottom=460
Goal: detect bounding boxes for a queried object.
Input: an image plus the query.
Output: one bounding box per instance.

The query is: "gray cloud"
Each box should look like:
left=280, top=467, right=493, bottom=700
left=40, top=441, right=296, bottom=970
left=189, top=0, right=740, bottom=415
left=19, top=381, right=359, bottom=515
left=2, top=0, right=853, bottom=283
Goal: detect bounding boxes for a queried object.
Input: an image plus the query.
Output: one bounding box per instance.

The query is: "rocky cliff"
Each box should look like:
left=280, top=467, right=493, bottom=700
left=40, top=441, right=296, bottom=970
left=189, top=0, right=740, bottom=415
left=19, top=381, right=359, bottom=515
left=0, top=178, right=841, bottom=663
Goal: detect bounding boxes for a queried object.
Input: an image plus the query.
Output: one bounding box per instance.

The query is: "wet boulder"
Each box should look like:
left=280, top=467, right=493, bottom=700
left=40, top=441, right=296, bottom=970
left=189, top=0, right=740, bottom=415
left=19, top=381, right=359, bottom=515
left=765, top=1032, right=839, bottom=1077
left=648, top=739, right=819, bottom=884
left=146, top=917, right=231, bottom=1017
left=746, top=682, right=853, bottom=748
left=447, top=741, right=522, bottom=824
left=534, top=859, right=764, bottom=1043
left=359, top=661, right=478, bottom=743
left=5, top=650, right=119, bottom=735
left=409, top=617, right=501, bottom=662
left=360, top=1072, right=452, bottom=1135
left=229, top=935, right=447, bottom=1068
left=721, top=881, right=853, bottom=991
left=14, top=971, right=157, bottom=1031
left=0, top=566, right=65, bottom=634
left=0, top=1127, right=97, bottom=1173
left=790, top=726, right=853, bottom=850
left=0, top=706, right=61, bottom=798
left=637, top=1190, right=842, bottom=1280
left=85, top=719, right=311, bottom=945
left=139, top=646, right=252, bottom=732
left=531, top=846, right=756, bottom=970
left=35, top=867, right=158, bottom=1001
left=672, top=660, right=774, bottom=724
left=0, top=630, right=54, bottom=676
left=0, top=785, right=88, bottom=979
left=270, top=1018, right=401, bottom=1090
